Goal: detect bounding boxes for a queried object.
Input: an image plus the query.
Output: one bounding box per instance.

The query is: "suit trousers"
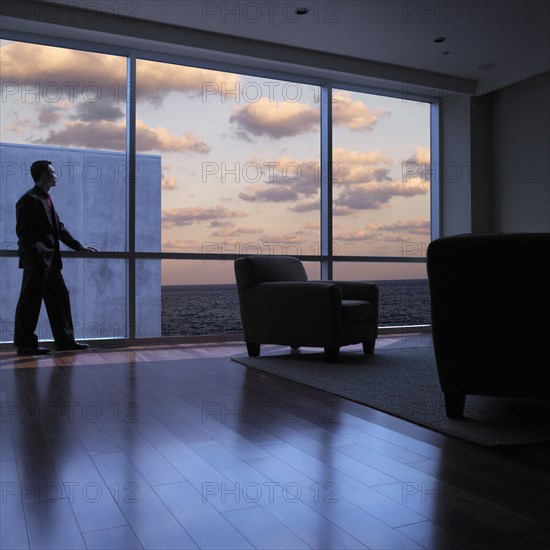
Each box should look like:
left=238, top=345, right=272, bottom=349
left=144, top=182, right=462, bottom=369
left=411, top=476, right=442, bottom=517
left=14, top=261, right=76, bottom=348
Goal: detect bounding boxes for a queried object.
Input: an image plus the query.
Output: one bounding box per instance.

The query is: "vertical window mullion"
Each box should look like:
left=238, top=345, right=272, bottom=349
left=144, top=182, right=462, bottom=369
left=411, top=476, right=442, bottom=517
left=430, top=100, right=441, bottom=241
left=127, top=51, right=137, bottom=339
left=320, top=84, right=333, bottom=280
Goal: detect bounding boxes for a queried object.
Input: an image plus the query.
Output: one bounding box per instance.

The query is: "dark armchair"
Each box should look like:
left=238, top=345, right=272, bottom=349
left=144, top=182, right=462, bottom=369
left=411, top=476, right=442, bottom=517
left=427, top=232, right=550, bottom=418
left=234, top=255, right=379, bottom=363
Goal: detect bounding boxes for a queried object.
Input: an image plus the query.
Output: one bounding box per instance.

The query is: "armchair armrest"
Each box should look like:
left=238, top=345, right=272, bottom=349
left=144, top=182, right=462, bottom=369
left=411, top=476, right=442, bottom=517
left=328, top=280, right=378, bottom=303
left=309, top=281, right=379, bottom=337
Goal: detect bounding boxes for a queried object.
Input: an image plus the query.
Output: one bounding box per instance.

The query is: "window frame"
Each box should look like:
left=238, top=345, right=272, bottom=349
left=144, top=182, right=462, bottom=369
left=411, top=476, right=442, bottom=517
left=0, top=30, right=439, bottom=344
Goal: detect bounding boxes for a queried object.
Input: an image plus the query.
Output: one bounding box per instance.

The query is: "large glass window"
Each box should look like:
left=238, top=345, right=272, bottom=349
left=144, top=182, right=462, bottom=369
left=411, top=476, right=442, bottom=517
left=332, top=89, right=431, bottom=258
left=135, top=60, right=322, bottom=337
left=330, top=89, right=431, bottom=328
left=136, top=60, right=320, bottom=259
left=0, top=37, right=433, bottom=344
left=0, top=40, right=131, bottom=341
left=333, top=262, right=430, bottom=327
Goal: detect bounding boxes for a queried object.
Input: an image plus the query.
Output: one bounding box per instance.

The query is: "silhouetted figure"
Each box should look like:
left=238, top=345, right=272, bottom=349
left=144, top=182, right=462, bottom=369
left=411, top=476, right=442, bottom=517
left=13, top=160, right=97, bottom=356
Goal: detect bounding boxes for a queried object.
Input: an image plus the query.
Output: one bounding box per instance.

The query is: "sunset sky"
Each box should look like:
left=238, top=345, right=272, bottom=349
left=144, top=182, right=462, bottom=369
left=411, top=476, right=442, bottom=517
left=1, top=39, right=431, bottom=284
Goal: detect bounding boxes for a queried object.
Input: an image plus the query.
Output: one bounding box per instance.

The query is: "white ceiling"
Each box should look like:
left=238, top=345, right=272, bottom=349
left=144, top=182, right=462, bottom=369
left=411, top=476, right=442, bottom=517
left=8, top=1, right=550, bottom=93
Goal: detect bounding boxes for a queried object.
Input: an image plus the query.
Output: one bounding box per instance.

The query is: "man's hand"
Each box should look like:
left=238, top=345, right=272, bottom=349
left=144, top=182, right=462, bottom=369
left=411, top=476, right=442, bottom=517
left=82, top=246, right=98, bottom=253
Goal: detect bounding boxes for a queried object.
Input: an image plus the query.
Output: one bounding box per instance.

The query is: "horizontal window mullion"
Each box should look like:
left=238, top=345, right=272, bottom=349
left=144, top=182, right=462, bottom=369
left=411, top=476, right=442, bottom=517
left=0, top=250, right=426, bottom=263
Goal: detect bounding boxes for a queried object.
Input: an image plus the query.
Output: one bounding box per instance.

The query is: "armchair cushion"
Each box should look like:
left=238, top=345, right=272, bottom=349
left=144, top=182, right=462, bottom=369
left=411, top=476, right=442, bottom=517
left=342, top=300, right=376, bottom=323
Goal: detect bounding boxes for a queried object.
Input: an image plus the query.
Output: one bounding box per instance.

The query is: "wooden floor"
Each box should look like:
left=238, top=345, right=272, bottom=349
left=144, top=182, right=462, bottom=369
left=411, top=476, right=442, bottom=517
left=1, top=335, right=549, bottom=550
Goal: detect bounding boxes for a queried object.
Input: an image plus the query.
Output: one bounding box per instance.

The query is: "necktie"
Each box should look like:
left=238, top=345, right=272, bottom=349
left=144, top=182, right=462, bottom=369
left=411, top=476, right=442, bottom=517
left=46, top=194, right=52, bottom=212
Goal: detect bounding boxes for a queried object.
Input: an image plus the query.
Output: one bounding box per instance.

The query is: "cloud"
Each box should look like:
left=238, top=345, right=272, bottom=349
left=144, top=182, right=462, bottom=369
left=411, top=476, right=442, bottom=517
left=327, top=147, right=429, bottom=212
left=210, top=226, right=264, bottom=237
left=239, top=185, right=299, bottom=202
left=334, top=219, right=430, bottom=243
left=288, top=200, right=352, bottom=216
left=162, top=239, right=201, bottom=251
left=138, top=59, right=241, bottom=104
left=162, top=172, right=178, bottom=190
left=333, top=91, right=390, bottom=131
left=334, top=229, right=376, bottom=241
left=367, top=218, right=430, bottom=235
left=38, top=106, right=62, bottom=125
left=257, top=231, right=312, bottom=247
left=235, top=147, right=427, bottom=213
left=229, top=97, right=319, bottom=139
left=162, top=205, right=247, bottom=228
left=304, top=221, right=320, bottom=230
left=3, top=111, right=33, bottom=133
left=333, top=205, right=355, bottom=216
left=335, top=186, right=386, bottom=210
left=334, top=178, right=429, bottom=210
left=333, top=148, right=393, bottom=185
left=263, top=156, right=320, bottom=196
left=71, top=102, right=124, bottom=122
left=0, top=41, right=126, bottom=96
left=136, top=120, right=210, bottom=153
left=228, top=90, right=390, bottom=140
left=33, top=119, right=210, bottom=153
left=236, top=155, right=320, bottom=202
left=0, top=41, right=240, bottom=105
left=289, top=200, right=319, bottom=212
left=34, top=120, right=126, bottom=150
left=402, top=146, right=431, bottom=182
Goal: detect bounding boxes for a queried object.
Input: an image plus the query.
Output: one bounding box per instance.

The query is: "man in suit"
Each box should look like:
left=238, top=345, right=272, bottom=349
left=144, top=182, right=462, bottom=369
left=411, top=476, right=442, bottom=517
left=14, top=160, right=98, bottom=356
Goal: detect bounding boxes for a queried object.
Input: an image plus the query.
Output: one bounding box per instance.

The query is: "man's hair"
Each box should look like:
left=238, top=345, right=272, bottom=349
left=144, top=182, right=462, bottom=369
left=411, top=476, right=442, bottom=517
left=30, top=160, right=52, bottom=183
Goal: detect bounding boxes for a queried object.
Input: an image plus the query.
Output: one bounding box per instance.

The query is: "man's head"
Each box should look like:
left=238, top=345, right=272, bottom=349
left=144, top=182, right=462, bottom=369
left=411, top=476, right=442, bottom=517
left=30, top=160, right=56, bottom=191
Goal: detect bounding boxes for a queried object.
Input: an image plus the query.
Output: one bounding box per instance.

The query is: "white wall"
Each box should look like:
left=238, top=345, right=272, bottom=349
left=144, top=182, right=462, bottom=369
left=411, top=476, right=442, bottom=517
left=441, top=71, right=550, bottom=235
left=0, top=143, right=161, bottom=342
left=469, top=94, right=494, bottom=233
left=438, top=94, right=473, bottom=236
left=490, top=71, right=550, bottom=231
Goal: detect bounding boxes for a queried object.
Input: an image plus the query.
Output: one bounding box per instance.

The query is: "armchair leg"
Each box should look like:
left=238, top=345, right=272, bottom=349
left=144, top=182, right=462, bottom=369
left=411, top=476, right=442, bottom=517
left=362, top=340, right=375, bottom=355
left=444, top=393, right=465, bottom=419
left=246, top=343, right=260, bottom=357
left=324, top=347, right=340, bottom=363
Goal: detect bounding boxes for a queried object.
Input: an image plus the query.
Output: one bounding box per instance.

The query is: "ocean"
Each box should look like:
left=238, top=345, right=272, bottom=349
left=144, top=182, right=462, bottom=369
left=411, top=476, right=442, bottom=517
left=161, top=279, right=431, bottom=336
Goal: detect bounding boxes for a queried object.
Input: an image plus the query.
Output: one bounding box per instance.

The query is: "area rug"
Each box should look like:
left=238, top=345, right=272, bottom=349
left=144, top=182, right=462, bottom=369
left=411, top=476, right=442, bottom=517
left=231, top=346, right=550, bottom=446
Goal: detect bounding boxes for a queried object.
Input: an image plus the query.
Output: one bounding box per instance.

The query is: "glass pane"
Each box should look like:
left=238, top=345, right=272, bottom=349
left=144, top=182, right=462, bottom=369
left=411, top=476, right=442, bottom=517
left=161, top=259, right=319, bottom=338
left=68, top=258, right=128, bottom=340
left=0, top=258, right=128, bottom=343
left=0, top=257, right=20, bottom=344
left=0, top=40, right=128, bottom=342
left=332, top=89, right=430, bottom=257
left=136, top=60, right=320, bottom=255
left=332, top=261, right=430, bottom=327
left=161, top=260, right=241, bottom=339
left=136, top=259, right=162, bottom=338
left=0, top=40, right=127, bottom=251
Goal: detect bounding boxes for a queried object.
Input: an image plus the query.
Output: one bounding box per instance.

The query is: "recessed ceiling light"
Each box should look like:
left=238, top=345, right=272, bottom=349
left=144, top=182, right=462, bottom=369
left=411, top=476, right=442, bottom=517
left=295, top=7, right=309, bottom=15
left=434, top=36, right=447, bottom=43
left=478, top=63, right=496, bottom=71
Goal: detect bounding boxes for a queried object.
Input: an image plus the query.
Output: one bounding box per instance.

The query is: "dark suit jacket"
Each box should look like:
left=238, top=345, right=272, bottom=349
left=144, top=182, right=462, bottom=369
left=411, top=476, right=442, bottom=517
left=16, top=185, right=84, bottom=269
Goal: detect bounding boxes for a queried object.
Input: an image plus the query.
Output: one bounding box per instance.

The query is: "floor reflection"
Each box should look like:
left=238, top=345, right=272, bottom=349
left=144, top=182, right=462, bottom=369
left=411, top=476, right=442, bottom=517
left=11, top=360, right=81, bottom=547
left=236, top=354, right=346, bottom=549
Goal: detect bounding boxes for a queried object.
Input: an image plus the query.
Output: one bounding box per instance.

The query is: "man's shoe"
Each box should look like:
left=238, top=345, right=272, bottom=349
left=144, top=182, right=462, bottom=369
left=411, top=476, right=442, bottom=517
left=57, top=342, right=90, bottom=351
left=17, top=347, right=50, bottom=356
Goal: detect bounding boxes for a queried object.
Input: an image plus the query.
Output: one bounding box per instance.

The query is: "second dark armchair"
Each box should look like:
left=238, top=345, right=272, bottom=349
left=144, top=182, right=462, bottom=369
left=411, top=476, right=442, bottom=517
left=234, top=255, right=379, bottom=363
